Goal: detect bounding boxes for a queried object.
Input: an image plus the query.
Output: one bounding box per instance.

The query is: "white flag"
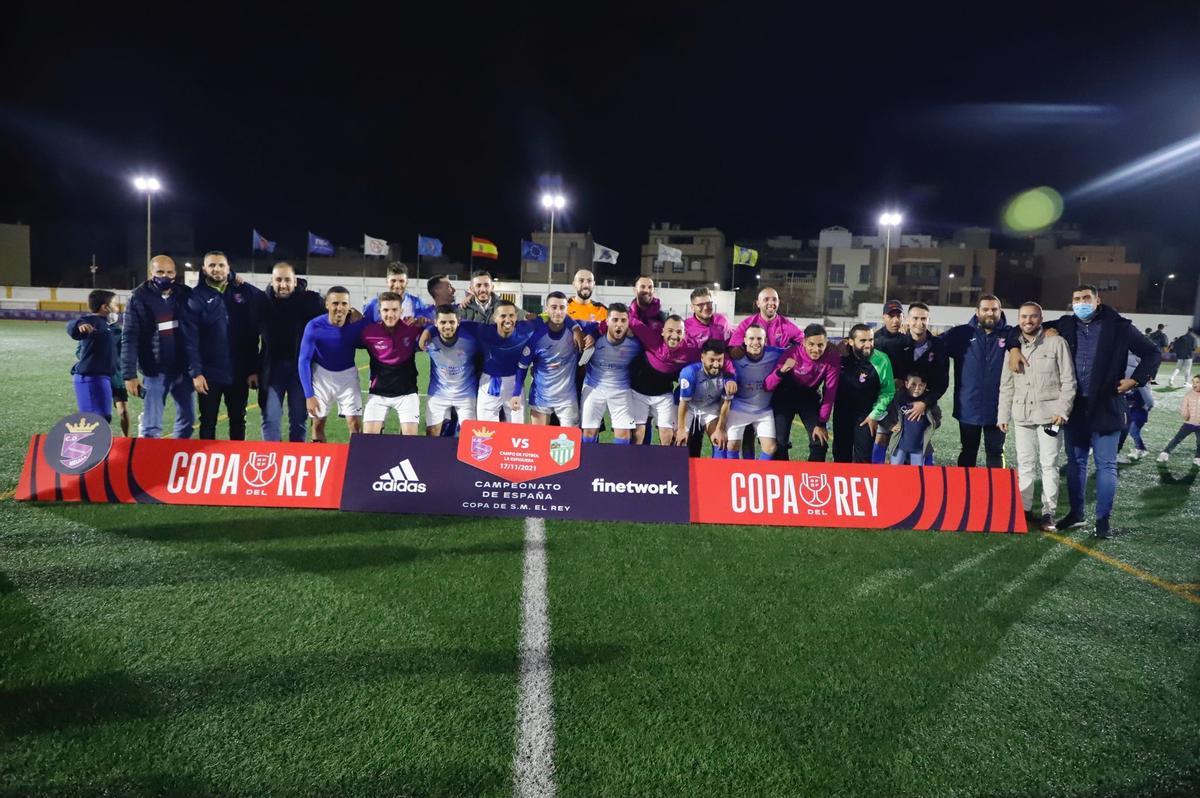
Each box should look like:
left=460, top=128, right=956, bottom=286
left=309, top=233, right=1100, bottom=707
left=364, top=234, right=390, bottom=257
left=593, top=242, right=619, bottom=264
left=657, top=242, right=683, bottom=263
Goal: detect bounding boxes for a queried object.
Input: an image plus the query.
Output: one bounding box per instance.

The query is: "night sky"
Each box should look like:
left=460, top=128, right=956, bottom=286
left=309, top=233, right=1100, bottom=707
left=3, top=3, right=1200, bottom=284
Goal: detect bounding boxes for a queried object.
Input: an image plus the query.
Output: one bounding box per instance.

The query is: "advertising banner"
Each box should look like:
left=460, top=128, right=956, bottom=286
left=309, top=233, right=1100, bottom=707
left=339, top=426, right=690, bottom=523
left=16, top=435, right=347, bottom=510
left=689, top=459, right=1027, bottom=533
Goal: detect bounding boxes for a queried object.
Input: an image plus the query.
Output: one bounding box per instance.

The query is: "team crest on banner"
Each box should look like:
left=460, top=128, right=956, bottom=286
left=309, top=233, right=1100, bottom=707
left=44, top=413, right=112, bottom=476
left=470, top=426, right=495, bottom=461
left=456, top=420, right=582, bottom=483
left=549, top=434, right=575, bottom=466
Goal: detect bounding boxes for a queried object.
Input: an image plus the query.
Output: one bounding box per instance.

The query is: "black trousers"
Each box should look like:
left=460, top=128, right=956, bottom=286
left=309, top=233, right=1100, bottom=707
left=198, top=381, right=250, bottom=440
left=957, top=422, right=1005, bottom=468
left=773, top=388, right=829, bottom=461
left=832, top=408, right=874, bottom=463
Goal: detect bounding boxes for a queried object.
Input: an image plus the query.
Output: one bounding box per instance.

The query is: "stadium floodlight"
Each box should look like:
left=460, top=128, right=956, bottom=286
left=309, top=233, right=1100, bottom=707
left=133, top=176, right=161, bottom=193
left=877, top=210, right=903, bottom=302
left=539, top=192, right=567, bottom=288
left=1161, top=272, right=1176, bottom=311
left=133, top=175, right=163, bottom=267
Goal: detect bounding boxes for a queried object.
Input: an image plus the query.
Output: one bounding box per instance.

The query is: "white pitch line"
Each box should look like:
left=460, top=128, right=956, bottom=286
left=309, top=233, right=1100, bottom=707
left=918, top=540, right=1014, bottom=591
left=980, top=533, right=1079, bottom=611
left=513, top=517, right=557, bottom=798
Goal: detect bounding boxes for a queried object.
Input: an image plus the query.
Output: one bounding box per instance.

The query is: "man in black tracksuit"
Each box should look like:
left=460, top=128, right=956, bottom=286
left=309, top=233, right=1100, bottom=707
left=188, top=251, right=265, bottom=440
left=833, top=324, right=896, bottom=463
left=258, top=262, right=325, bottom=441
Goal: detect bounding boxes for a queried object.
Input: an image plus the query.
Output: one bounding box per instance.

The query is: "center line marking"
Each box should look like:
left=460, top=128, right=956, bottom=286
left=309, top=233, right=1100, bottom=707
left=513, top=517, right=556, bottom=797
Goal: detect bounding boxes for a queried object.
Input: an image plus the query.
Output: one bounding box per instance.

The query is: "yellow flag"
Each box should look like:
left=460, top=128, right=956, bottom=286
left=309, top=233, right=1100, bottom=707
left=733, top=245, right=759, bottom=267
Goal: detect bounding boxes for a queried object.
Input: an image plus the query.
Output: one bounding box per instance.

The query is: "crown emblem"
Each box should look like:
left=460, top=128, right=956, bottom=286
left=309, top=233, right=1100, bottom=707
left=65, top=417, right=101, bottom=434
left=472, top=426, right=496, bottom=439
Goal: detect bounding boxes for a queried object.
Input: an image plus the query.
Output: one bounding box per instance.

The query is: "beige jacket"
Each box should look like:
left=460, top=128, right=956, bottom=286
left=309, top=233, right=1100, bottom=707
left=1181, top=389, right=1200, bottom=426
left=999, top=331, right=1077, bottom=426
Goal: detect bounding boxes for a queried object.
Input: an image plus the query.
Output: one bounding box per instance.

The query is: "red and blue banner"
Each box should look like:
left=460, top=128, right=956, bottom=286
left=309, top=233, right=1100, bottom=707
left=16, top=419, right=1025, bottom=532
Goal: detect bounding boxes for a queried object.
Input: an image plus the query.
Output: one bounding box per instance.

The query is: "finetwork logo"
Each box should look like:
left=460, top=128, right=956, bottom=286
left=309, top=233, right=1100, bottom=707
left=591, top=478, right=679, bottom=495
left=372, top=459, right=428, bottom=493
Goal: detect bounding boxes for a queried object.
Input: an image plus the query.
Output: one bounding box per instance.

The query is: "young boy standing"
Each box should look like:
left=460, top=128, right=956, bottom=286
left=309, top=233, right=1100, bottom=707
left=66, top=290, right=120, bottom=424
left=889, top=372, right=935, bottom=465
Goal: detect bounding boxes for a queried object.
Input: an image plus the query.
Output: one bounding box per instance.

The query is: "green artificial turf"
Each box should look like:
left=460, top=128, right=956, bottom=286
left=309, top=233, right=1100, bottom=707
left=2, top=318, right=1198, bottom=797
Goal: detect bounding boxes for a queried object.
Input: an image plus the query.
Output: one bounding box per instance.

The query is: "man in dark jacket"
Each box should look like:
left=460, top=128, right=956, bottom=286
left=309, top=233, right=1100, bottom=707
left=870, top=299, right=910, bottom=462
left=259, top=262, right=325, bottom=441
left=1023, top=285, right=1161, bottom=538
left=894, top=302, right=950, bottom=464
left=188, top=251, right=265, bottom=440
left=1168, top=327, right=1196, bottom=388
left=121, top=255, right=198, bottom=438
left=943, top=294, right=1011, bottom=468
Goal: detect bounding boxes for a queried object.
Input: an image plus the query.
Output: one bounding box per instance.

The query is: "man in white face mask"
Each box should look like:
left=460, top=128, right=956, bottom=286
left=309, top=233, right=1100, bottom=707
left=1009, top=284, right=1160, bottom=538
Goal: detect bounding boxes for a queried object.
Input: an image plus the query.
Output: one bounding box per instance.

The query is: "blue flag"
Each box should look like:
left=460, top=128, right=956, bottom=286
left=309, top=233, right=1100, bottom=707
left=417, top=235, right=443, bottom=258
left=252, top=229, right=276, bottom=253
left=307, top=232, right=335, bottom=256
left=521, top=239, right=548, bottom=262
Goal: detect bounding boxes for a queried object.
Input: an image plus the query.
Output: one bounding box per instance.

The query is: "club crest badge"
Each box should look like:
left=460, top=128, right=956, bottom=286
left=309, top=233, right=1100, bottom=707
left=45, top=413, right=112, bottom=476
left=470, top=426, right=496, bottom=462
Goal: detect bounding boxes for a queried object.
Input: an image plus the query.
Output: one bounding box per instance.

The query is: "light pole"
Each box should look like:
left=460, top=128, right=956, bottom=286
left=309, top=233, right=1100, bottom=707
left=878, top=211, right=902, bottom=302
left=948, top=272, right=956, bottom=305
left=1160, top=273, right=1176, bottom=312
left=133, top=176, right=162, bottom=266
left=540, top=192, right=566, bottom=288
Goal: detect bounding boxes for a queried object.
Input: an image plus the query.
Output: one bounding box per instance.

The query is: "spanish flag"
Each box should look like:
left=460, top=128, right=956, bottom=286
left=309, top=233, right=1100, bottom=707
left=471, top=236, right=499, bottom=260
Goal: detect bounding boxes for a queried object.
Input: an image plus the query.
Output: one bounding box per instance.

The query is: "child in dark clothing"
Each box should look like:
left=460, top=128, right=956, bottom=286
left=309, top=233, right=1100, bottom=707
left=66, top=290, right=120, bottom=423
left=889, top=373, right=935, bottom=465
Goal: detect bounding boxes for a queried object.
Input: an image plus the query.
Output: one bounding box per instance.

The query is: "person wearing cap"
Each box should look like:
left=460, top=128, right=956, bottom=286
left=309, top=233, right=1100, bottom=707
left=871, top=299, right=911, bottom=463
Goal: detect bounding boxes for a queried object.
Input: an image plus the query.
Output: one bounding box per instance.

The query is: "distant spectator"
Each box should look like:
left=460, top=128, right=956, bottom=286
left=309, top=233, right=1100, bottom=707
left=1168, top=328, right=1196, bottom=388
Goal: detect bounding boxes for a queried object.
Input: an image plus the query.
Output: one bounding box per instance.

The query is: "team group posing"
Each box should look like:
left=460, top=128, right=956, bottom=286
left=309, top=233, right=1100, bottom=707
left=69, top=252, right=1200, bottom=537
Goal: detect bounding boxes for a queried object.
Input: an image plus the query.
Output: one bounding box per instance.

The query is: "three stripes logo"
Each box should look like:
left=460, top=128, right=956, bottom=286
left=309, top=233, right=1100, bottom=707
left=371, top=458, right=428, bottom=493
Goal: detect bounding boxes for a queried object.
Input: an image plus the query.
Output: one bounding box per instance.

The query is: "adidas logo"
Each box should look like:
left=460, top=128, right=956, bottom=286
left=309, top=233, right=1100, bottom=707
left=371, top=458, right=428, bottom=493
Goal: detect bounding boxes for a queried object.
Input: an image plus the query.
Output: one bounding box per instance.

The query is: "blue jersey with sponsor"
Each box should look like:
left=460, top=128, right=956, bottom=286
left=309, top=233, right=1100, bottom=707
left=522, top=324, right=578, bottom=407
left=731, top=347, right=784, bottom=413
left=678, top=362, right=732, bottom=413
left=426, top=326, right=481, bottom=402
left=584, top=334, right=643, bottom=390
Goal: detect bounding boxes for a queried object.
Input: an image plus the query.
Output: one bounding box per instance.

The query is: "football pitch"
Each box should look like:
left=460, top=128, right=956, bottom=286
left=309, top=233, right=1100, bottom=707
left=1, top=318, right=1198, bottom=796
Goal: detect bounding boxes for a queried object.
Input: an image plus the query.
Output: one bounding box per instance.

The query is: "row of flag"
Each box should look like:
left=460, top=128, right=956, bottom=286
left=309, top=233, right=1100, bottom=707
left=254, top=227, right=757, bottom=268
left=252, top=228, right=623, bottom=264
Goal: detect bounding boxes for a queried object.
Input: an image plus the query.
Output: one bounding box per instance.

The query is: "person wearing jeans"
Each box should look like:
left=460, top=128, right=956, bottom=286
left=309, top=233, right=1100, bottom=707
left=1011, top=284, right=1159, bottom=538
left=120, top=255, right=197, bottom=439
left=1157, top=375, right=1200, bottom=466
left=258, top=262, right=325, bottom=442
left=140, top=373, right=197, bottom=438
left=944, top=295, right=1012, bottom=468
left=999, top=302, right=1076, bottom=532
